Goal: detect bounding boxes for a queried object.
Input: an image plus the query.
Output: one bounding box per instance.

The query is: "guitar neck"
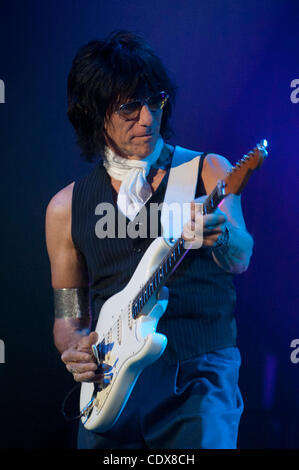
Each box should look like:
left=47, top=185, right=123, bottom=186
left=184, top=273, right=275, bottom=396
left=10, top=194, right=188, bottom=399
left=132, top=139, right=268, bottom=320
left=131, top=180, right=226, bottom=319
left=202, top=179, right=227, bottom=215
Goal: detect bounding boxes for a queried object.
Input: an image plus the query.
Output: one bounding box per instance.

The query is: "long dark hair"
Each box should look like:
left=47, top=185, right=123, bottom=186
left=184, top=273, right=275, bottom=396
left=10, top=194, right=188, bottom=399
left=67, top=30, right=177, bottom=162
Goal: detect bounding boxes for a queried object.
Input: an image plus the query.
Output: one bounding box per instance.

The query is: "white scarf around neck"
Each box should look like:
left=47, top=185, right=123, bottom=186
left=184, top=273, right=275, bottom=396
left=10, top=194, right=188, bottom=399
left=103, top=136, right=164, bottom=220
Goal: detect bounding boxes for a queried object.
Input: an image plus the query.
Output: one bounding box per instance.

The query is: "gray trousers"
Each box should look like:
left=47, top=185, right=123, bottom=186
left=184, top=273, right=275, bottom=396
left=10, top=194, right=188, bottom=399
left=77, top=346, right=244, bottom=449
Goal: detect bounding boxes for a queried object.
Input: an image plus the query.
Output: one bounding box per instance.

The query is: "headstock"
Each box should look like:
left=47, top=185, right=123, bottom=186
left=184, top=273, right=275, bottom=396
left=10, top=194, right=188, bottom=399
left=224, top=139, right=268, bottom=195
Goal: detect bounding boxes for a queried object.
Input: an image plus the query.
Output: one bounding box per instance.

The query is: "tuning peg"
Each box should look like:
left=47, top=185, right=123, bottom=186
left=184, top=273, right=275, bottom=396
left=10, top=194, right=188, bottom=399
left=258, top=139, right=268, bottom=149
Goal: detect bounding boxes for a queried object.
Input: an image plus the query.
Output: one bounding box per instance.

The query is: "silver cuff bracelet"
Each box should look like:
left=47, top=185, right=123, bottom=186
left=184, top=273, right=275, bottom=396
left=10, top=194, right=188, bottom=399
left=53, top=287, right=90, bottom=319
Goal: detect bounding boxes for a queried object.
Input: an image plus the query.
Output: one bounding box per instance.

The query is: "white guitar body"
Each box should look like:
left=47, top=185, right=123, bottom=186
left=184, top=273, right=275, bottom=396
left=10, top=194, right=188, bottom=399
left=80, top=236, right=171, bottom=432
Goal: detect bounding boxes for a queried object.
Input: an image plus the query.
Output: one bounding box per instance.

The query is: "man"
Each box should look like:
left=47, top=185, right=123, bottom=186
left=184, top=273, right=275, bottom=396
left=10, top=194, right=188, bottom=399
left=46, top=30, right=253, bottom=449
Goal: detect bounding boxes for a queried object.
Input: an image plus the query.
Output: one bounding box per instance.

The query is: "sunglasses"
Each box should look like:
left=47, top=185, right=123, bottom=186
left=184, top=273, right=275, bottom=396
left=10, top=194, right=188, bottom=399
left=116, top=91, right=169, bottom=119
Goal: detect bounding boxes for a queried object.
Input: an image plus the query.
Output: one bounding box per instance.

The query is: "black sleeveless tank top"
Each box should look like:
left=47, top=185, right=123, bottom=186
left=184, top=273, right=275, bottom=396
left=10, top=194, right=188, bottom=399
left=71, top=148, right=237, bottom=364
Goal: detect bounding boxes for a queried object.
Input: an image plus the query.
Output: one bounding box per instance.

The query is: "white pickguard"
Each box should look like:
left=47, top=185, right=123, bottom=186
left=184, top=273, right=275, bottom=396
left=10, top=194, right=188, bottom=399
left=80, top=236, right=171, bottom=432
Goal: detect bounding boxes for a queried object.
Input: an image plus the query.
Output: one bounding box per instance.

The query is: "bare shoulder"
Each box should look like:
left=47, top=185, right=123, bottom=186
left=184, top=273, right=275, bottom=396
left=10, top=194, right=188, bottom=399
left=201, top=153, right=248, bottom=229
left=202, top=153, right=232, bottom=193
left=45, top=182, right=75, bottom=250
left=45, top=181, right=88, bottom=288
left=203, top=152, right=232, bottom=174
left=46, top=182, right=75, bottom=222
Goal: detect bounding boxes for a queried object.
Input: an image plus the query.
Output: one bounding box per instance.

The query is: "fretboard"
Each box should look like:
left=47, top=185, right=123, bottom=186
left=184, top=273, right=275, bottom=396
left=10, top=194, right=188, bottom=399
left=131, top=237, right=186, bottom=318
left=202, top=180, right=226, bottom=215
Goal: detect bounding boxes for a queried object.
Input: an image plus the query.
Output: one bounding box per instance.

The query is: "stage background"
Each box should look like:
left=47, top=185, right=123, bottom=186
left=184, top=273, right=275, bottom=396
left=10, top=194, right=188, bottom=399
left=0, top=0, right=298, bottom=448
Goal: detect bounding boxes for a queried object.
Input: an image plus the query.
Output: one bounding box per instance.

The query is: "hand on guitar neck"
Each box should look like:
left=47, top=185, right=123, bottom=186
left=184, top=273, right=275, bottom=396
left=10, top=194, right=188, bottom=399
left=181, top=141, right=267, bottom=272
left=182, top=194, right=253, bottom=274
left=182, top=196, right=227, bottom=249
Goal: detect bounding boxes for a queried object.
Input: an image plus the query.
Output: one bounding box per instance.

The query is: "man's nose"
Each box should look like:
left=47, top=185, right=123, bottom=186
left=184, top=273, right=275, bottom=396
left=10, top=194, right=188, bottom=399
left=138, top=104, right=154, bottom=126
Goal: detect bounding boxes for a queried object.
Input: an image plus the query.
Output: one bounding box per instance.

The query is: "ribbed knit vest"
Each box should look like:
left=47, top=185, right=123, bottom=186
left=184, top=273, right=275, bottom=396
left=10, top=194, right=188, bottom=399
left=71, top=148, right=237, bottom=364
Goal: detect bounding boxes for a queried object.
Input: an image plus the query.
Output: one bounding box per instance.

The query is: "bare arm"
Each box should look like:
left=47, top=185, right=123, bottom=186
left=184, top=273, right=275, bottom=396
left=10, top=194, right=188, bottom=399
left=200, top=153, right=254, bottom=274
left=46, top=183, right=99, bottom=382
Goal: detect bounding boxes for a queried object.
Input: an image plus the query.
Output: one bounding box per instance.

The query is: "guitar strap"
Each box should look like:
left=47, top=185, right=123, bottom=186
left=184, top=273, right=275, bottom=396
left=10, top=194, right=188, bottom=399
left=161, top=146, right=203, bottom=239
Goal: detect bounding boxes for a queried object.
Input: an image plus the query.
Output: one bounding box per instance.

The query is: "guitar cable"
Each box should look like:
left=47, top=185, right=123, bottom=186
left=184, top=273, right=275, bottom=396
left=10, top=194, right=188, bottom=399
left=61, top=383, right=83, bottom=421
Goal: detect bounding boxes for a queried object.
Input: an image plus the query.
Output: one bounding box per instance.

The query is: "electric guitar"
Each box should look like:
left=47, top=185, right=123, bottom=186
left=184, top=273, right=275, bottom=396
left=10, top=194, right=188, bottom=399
left=79, top=140, right=268, bottom=432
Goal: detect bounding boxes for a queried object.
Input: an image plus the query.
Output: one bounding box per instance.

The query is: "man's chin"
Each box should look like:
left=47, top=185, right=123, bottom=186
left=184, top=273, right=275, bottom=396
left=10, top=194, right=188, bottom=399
left=131, top=138, right=158, bottom=159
